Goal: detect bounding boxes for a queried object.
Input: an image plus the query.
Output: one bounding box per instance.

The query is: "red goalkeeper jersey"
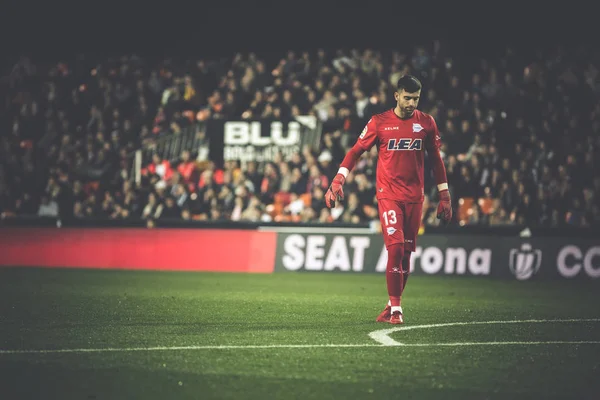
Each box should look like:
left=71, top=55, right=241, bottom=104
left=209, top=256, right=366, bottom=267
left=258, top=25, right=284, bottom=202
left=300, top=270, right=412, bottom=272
left=355, top=109, right=442, bottom=203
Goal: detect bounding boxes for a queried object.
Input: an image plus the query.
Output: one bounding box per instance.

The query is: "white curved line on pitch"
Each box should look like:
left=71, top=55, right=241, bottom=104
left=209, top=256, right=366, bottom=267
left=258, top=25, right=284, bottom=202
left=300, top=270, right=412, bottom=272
left=368, top=318, right=600, bottom=346
left=1, top=319, right=599, bottom=355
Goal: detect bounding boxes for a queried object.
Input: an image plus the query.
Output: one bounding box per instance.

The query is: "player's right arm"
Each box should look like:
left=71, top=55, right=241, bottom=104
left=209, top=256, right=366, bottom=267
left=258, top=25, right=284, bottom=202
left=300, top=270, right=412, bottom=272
left=325, top=117, right=378, bottom=208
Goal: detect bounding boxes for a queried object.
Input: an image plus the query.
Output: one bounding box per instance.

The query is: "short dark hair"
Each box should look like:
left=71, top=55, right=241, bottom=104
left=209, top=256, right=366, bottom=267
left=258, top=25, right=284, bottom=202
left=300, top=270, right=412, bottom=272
left=396, top=75, right=422, bottom=93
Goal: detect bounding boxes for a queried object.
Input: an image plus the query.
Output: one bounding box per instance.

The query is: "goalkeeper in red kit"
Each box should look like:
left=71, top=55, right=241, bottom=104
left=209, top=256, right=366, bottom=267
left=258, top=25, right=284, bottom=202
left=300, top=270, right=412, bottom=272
left=325, top=75, right=452, bottom=324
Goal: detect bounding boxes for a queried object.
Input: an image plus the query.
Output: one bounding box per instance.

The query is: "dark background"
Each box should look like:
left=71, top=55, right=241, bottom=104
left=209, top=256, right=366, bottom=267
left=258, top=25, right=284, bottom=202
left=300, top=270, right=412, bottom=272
left=2, top=4, right=598, bottom=66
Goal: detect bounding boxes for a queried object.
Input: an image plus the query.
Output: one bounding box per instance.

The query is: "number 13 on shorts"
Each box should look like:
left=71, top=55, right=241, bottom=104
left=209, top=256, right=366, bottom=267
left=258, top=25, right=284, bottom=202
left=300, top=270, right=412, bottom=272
left=378, top=200, right=405, bottom=247
left=377, top=199, right=423, bottom=252
left=382, top=210, right=397, bottom=226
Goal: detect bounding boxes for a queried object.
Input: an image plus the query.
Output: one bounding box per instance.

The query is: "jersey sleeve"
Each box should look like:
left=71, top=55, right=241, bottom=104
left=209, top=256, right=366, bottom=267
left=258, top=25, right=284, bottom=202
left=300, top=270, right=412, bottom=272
left=425, top=115, right=442, bottom=152
left=356, top=117, right=378, bottom=151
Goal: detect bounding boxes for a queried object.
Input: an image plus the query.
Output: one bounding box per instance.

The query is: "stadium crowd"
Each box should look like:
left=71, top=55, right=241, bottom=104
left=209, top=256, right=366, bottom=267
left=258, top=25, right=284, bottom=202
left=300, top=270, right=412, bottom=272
left=1, top=41, right=599, bottom=228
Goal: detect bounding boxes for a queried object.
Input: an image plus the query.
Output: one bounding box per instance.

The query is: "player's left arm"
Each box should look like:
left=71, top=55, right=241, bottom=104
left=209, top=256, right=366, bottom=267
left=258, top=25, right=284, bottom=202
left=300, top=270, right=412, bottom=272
left=425, top=116, right=453, bottom=224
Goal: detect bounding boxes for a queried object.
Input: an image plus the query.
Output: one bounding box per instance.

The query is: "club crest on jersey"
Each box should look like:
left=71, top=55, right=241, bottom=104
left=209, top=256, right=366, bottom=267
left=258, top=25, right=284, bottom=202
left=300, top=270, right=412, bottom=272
left=387, top=138, right=422, bottom=151
left=412, top=123, right=424, bottom=132
left=359, top=118, right=371, bottom=139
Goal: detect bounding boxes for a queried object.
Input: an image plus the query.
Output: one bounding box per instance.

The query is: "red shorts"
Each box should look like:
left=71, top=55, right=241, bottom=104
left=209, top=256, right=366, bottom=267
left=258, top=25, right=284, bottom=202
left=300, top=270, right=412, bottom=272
left=377, top=199, right=423, bottom=252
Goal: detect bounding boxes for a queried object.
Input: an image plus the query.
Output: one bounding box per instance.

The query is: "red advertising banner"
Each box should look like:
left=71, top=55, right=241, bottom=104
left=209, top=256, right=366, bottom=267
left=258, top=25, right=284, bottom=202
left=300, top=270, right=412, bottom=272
left=0, top=228, right=277, bottom=273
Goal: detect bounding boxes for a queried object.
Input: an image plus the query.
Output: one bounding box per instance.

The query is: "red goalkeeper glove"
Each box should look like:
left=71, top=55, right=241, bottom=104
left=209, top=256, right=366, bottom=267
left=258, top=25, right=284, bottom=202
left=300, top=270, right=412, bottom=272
left=436, top=189, right=452, bottom=224
left=325, top=173, right=345, bottom=208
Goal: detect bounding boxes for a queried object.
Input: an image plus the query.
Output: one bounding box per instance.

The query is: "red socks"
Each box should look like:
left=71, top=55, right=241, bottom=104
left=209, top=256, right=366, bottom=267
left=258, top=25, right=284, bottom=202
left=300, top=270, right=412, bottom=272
left=386, top=244, right=405, bottom=307
left=402, top=252, right=411, bottom=291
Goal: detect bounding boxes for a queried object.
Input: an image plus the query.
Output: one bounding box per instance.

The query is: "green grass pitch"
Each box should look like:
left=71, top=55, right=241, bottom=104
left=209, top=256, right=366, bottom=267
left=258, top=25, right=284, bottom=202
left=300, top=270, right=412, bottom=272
left=1, top=267, right=599, bottom=400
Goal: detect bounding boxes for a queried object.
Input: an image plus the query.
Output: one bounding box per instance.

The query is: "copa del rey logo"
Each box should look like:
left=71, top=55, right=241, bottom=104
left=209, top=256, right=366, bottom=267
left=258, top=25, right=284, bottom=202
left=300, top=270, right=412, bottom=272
left=509, top=243, right=542, bottom=280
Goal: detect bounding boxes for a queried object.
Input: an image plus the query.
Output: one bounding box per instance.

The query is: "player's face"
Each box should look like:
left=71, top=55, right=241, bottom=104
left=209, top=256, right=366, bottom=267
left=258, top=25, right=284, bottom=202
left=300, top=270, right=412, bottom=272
left=395, top=89, right=420, bottom=117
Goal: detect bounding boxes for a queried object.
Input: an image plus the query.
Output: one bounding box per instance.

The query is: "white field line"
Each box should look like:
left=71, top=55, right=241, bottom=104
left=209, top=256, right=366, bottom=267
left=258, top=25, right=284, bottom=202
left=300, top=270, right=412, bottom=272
left=368, top=318, right=600, bottom=346
left=1, top=318, right=599, bottom=355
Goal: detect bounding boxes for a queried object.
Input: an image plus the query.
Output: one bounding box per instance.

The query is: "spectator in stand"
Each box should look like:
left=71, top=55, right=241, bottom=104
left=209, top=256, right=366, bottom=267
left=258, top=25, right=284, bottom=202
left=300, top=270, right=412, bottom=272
left=144, top=154, right=173, bottom=183
left=156, top=196, right=180, bottom=220
left=176, top=150, right=197, bottom=185
left=306, top=164, right=328, bottom=195
left=259, top=162, right=280, bottom=205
